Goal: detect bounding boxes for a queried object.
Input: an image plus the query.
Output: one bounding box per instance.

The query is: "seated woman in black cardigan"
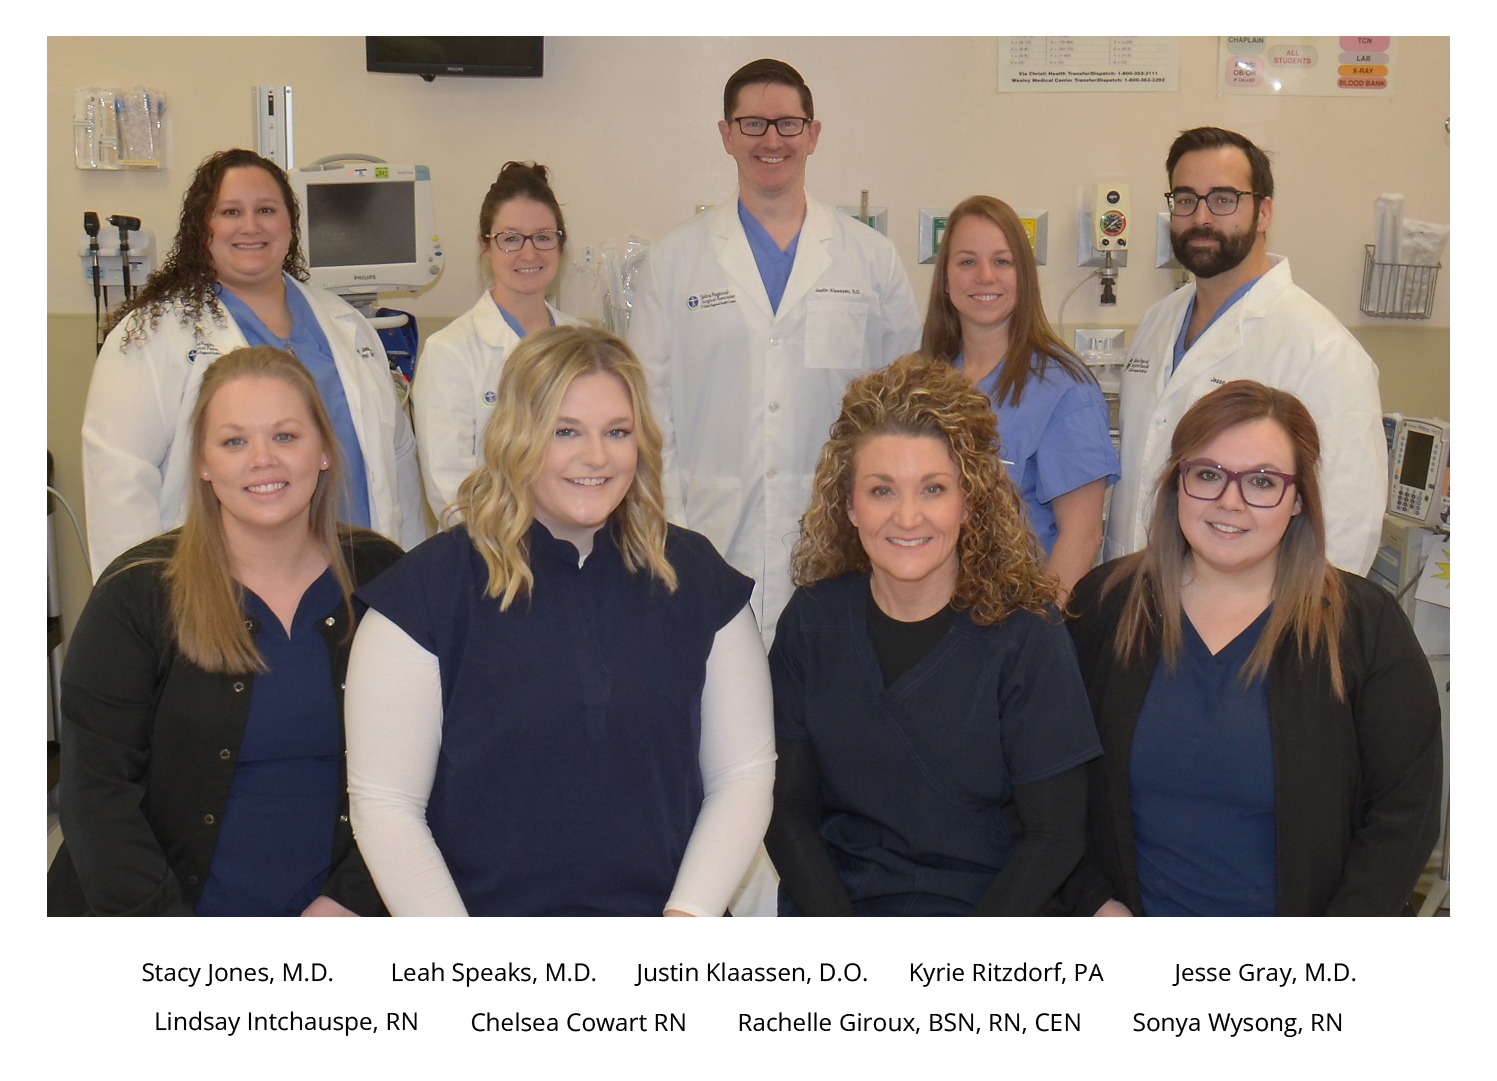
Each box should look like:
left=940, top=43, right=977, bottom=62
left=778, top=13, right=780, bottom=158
left=766, top=354, right=1100, bottom=916
left=1067, top=379, right=1442, bottom=916
left=51, top=346, right=401, bottom=916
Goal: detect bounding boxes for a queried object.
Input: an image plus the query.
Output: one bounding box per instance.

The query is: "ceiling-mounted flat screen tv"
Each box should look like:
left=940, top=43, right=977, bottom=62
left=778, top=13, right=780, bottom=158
left=366, top=37, right=543, bottom=80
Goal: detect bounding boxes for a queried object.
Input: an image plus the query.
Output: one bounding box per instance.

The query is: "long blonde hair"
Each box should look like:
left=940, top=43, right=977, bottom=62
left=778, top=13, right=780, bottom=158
left=451, top=324, right=676, bottom=608
left=1104, top=380, right=1345, bottom=697
left=792, top=354, right=1058, bottom=624
left=163, top=346, right=353, bottom=673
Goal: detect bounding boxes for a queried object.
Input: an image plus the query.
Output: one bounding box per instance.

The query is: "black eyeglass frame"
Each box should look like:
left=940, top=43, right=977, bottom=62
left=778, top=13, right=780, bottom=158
left=1164, top=188, right=1262, bottom=217
left=483, top=229, right=565, bottom=252
left=1177, top=459, right=1298, bottom=508
left=730, top=116, right=812, bottom=137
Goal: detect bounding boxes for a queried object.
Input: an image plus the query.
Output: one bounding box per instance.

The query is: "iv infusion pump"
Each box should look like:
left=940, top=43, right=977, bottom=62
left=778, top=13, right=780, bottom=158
left=1385, top=414, right=1449, bottom=528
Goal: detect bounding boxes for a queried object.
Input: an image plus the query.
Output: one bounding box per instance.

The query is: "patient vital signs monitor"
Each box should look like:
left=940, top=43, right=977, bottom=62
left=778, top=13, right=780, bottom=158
left=290, top=162, right=444, bottom=313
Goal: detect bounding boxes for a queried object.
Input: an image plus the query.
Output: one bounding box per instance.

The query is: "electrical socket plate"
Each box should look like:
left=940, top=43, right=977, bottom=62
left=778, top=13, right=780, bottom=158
left=1155, top=211, right=1183, bottom=269
left=837, top=206, right=889, bottom=236
left=918, top=209, right=951, bottom=264
left=1017, top=209, right=1048, bottom=266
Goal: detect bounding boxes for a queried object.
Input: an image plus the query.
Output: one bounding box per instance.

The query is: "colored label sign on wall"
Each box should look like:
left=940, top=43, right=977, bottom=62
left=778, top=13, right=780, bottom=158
left=1218, top=37, right=1398, bottom=96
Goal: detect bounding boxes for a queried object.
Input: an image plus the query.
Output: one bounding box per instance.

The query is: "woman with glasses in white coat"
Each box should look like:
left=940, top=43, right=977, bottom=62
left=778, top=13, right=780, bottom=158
left=411, top=161, right=583, bottom=520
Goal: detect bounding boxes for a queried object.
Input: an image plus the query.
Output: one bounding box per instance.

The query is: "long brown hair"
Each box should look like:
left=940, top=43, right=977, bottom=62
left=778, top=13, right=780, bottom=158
left=792, top=354, right=1057, bottom=624
left=164, top=346, right=353, bottom=673
left=1104, top=380, right=1345, bottom=697
left=921, top=195, right=1093, bottom=406
left=106, top=149, right=308, bottom=345
left=452, top=325, right=676, bottom=609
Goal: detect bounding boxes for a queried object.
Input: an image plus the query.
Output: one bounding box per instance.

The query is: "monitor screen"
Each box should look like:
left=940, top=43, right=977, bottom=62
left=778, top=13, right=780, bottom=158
left=1399, top=430, right=1433, bottom=489
left=290, top=163, right=443, bottom=299
left=305, top=182, right=416, bottom=267
left=366, top=37, right=543, bottom=78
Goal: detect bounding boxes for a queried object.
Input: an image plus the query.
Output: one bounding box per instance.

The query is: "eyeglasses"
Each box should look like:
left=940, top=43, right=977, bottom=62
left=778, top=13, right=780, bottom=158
left=730, top=116, right=811, bottom=137
left=484, top=229, right=564, bottom=252
left=1178, top=460, right=1297, bottom=508
left=1165, top=188, right=1260, bottom=216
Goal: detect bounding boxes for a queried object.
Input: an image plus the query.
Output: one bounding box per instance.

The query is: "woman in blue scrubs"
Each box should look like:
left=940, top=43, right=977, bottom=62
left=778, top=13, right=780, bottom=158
left=923, top=196, right=1119, bottom=597
left=766, top=354, right=1100, bottom=916
left=1066, top=380, right=1442, bottom=915
left=53, top=347, right=401, bottom=915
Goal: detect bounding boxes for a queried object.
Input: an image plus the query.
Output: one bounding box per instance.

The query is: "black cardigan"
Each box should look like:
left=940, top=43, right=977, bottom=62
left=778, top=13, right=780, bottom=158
left=1062, top=560, right=1442, bottom=917
left=48, top=528, right=404, bottom=916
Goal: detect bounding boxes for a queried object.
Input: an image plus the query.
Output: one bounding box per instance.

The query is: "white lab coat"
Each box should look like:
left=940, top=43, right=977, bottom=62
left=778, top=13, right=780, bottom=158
left=629, top=194, right=921, bottom=636
left=82, top=279, right=427, bottom=576
left=1105, top=256, right=1387, bottom=575
left=411, top=292, right=583, bottom=520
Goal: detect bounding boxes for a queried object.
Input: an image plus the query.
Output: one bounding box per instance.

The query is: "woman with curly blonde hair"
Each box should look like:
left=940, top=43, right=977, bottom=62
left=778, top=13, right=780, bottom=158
left=766, top=354, right=1100, bottom=916
left=345, top=325, right=774, bottom=916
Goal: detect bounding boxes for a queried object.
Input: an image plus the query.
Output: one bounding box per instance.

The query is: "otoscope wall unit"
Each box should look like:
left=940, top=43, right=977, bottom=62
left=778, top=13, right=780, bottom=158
left=73, top=87, right=165, bottom=169
left=78, top=229, right=154, bottom=289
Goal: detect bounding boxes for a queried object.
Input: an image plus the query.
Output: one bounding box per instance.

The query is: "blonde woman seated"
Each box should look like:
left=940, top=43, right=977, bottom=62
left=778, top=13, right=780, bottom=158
left=346, top=325, right=774, bottom=915
left=765, top=355, right=1100, bottom=916
left=1066, top=380, right=1441, bottom=916
left=52, top=346, right=402, bottom=916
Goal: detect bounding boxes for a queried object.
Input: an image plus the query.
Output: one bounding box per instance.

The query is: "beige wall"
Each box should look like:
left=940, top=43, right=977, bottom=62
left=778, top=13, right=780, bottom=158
left=48, top=36, right=1450, bottom=632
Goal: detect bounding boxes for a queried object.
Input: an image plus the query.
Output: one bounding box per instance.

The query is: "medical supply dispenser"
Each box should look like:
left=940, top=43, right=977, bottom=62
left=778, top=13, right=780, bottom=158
left=73, top=87, right=165, bottom=169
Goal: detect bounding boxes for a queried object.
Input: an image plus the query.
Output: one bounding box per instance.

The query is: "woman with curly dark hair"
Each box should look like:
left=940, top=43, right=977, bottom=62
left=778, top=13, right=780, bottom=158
left=765, top=354, right=1100, bottom=916
left=82, top=148, right=425, bottom=576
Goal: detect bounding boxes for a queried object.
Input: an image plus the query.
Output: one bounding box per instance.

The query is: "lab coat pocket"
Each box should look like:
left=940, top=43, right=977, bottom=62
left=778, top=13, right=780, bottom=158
left=804, top=296, right=871, bottom=370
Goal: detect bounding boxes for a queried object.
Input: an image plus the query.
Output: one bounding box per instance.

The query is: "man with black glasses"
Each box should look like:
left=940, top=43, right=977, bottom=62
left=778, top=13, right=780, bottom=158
left=1105, top=126, right=1386, bottom=574
left=630, top=58, right=920, bottom=642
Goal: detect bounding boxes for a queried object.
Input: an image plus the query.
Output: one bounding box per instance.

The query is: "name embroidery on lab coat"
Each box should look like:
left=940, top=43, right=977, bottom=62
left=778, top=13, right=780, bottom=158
left=1126, top=356, right=1152, bottom=373
left=686, top=290, right=736, bottom=311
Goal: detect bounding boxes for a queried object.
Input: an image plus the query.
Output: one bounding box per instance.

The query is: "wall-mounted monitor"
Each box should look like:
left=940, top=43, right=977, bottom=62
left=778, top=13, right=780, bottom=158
left=289, top=163, right=444, bottom=307
left=366, top=37, right=543, bottom=80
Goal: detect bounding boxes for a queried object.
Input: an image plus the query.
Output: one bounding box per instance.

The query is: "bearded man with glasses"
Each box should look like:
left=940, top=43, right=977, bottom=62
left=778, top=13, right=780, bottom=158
left=1105, top=126, right=1386, bottom=575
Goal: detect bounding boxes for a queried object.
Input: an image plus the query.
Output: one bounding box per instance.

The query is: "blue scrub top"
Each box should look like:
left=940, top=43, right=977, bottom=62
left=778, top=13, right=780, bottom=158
left=960, top=353, right=1120, bottom=555
left=1130, top=607, right=1277, bottom=916
left=1172, top=275, right=1262, bottom=372
left=495, top=295, right=555, bottom=339
left=196, top=570, right=342, bottom=916
left=356, top=521, right=752, bottom=915
left=739, top=202, right=800, bottom=313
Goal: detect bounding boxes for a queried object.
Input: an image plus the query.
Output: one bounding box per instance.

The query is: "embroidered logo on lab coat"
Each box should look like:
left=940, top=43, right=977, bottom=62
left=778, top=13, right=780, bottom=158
left=686, top=290, right=736, bottom=311
left=484, top=390, right=497, bottom=405
left=1126, top=355, right=1152, bottom=373
left=186, top=343, right=221, bottom=365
